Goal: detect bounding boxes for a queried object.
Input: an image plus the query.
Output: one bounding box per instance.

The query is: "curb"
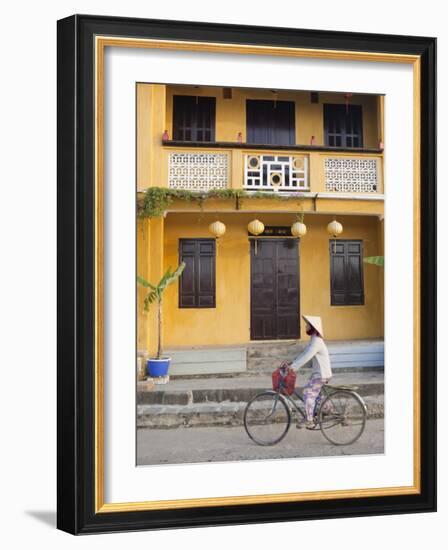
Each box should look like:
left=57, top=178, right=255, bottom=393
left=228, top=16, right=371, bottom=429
left=137, top=394, right=384, bottom=429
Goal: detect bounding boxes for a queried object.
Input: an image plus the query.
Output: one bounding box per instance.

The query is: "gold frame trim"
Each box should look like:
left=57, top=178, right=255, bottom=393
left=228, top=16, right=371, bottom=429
left=94, top=35, right=421, bottom=514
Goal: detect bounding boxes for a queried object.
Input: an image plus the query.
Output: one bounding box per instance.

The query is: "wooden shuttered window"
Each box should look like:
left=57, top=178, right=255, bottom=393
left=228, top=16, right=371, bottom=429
left=179, top=239, right=216, bottom=308
left=330, top=240, right=365, bottom=306
left=246, top=99, right=296, bottom=146
left=324, top=104, right=363, bottom=148
left=173, top=95, right=216, bottom=142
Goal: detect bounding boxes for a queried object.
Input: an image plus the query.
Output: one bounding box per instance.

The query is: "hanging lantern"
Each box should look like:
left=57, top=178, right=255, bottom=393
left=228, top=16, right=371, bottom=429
left=208, top=220, right=226, bottom=239
left=291, top=221, right=307, bottom=238
left=248, top=219, right=265, bottom=236
left=248, top=219, right=265, bottom=255
left=327, top=220, right=343, bottom=238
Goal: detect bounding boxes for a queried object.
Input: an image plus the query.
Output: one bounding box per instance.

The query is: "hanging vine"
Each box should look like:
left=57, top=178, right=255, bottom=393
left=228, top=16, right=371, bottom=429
left=137, top=187, right=306, bottom=218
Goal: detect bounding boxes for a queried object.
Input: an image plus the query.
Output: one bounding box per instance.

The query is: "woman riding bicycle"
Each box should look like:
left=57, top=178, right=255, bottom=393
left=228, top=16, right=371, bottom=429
left=290, top=315, right=332, bottom=429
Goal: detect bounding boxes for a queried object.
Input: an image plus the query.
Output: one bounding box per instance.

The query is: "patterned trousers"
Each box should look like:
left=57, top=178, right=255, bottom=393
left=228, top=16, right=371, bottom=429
left=303, top=374, right=330, bottom=421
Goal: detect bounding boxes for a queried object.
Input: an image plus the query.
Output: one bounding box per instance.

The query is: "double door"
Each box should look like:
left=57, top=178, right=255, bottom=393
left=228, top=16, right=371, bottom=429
left=250, top=239, right=300, bottom=340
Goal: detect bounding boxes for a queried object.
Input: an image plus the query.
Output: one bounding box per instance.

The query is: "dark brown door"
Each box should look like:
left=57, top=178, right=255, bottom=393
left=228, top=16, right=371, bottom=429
left=250, top=239, right=300, bottom=340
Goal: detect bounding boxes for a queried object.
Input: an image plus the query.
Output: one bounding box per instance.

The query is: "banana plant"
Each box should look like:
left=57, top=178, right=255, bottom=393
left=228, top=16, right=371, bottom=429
left=137, top=262, right=185, bottom=359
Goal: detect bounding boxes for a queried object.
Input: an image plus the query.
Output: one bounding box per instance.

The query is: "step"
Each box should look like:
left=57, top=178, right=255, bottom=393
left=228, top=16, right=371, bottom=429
left=137, top=395, right=384, bottom=429
left=248, top=339, right=384, bottom=371
left=137, top=371, right=384, bottom=406
left=165, top=346, right=247, bottom=376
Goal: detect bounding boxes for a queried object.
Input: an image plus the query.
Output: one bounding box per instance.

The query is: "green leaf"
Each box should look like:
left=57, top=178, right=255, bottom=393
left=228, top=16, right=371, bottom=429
left=137, top=275, right=157, bottom=290
left=363, top=255, right=384, bottom=267
left=158, top=263, right=186, bottom=292
left=143, top=291, right=157, bottom=311
left=137, top=275, right=151, bottom=288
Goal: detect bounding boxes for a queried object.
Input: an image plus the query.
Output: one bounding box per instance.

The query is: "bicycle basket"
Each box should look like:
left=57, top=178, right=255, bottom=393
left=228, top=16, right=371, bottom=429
left=272, top=363, right=296, bottom=395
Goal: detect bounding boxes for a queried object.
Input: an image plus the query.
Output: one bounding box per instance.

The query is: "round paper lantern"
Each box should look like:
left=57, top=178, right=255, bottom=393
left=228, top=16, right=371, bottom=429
left=208, top=220, right=226, bottom=238
left=248, top=219, right=265, bottom=236
left=327, top=220, right=343, bottom=237
left=291, top=221, right=307, bottom=238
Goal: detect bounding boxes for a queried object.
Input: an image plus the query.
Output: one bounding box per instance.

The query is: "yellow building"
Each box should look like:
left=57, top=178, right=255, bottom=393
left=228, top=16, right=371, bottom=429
left=137, top=84, right=384, bottom=374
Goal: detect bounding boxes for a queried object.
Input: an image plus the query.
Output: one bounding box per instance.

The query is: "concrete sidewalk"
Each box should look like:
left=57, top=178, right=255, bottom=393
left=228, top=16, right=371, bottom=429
left=137, top=369, right=384, bottom=429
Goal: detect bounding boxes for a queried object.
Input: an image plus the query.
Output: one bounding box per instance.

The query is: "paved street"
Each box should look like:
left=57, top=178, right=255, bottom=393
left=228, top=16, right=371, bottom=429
left=137, top=418, right=384, bottom=465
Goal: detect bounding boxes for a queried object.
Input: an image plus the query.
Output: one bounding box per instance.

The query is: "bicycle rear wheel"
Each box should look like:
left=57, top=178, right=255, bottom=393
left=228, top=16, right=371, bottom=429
left=244, top=391, right=291, bottom=446
left=318, top=390, right=367, bottom=446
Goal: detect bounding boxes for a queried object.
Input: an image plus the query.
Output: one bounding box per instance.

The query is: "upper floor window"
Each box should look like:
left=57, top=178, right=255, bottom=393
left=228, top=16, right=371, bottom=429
left=330, top=240, right=365, bottom=306
left=324, top=104, right=363, bottom=148
left=246, top=99, right=295, bottom=146
left=173, top=95, right=216, bottom=142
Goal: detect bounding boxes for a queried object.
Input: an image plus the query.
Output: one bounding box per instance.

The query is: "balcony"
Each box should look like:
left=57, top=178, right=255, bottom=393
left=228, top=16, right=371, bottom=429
left=162, top=141, right=383, bottom=196
left=244, top=154, right=308, bottom=192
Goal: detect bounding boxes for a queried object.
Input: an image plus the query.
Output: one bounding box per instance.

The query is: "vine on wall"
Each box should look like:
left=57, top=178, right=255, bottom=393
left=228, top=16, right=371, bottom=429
left=137, top=187, right=305, bottom=218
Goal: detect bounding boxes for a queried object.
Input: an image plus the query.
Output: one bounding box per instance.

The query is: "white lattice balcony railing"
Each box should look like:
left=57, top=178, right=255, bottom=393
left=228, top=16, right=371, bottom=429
left=244, top=154, right=309, bottom=192
left=168, top=152, right=229, bottom=191
left=324, top=158, right=379, bottom=193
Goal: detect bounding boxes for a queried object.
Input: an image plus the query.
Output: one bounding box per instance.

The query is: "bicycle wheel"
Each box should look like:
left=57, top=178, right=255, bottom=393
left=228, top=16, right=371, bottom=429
left=244, top=391, right=291, bottom=446
left=318, top=390, right=367, bottom=446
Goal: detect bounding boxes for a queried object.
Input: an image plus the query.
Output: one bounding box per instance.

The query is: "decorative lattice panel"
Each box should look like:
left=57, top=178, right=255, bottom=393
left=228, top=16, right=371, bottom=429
left=168, top=153, right=229, bottom=191
left=244, top=155, right=309, bottom=192
left=325, top=158, right=378, bottom=193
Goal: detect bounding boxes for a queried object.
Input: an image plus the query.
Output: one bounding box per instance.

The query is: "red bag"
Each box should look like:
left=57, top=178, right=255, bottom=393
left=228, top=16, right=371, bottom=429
left=272, top=363, right=296, bottom=395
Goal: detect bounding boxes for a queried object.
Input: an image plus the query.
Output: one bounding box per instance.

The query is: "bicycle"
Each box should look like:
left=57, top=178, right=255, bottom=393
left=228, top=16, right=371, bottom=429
left=244, top=376, right=367, bottom=447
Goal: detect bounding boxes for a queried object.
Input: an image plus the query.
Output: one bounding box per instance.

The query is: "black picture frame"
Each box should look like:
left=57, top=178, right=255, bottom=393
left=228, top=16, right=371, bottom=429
left=57, top=14, right=436, bottom=535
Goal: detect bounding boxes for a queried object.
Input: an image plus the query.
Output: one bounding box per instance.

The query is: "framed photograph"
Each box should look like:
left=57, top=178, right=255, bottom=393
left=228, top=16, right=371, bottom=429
left=57, top=14, right=436, bottom=534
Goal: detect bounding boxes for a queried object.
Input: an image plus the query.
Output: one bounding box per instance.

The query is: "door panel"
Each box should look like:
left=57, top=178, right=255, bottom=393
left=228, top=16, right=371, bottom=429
left=250, top=239, right=300, bottom=340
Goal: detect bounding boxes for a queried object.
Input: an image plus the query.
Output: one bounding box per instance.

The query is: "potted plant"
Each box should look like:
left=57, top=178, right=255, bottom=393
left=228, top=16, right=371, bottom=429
left=137, top=262, right=185, bottom=377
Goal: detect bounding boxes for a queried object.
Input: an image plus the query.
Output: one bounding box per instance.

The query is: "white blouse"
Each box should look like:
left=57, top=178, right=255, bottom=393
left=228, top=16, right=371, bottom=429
left=290, top=335, right=333, bottom=380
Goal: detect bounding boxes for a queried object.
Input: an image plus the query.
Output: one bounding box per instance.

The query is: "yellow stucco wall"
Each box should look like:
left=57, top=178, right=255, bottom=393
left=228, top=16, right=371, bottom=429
left=147, top=212, right=384, bottom=350
left=164, top=86, right=380, bottom=148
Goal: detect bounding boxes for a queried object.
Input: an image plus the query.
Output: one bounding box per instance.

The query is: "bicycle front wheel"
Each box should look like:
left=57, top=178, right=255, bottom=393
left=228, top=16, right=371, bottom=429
left=318, top=390, right=367, bottom=446
left=244, top=391, right=291, bottom=446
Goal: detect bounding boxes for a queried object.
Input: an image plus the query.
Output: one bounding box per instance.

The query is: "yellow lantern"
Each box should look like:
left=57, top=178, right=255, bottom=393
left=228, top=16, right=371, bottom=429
left=291, top=221, right=307, bottom=238
left=208, top=220, right=226, bottom=239
left=327, top=220, right=343, bottom=238
left=248, top=219, right=265, bottom=236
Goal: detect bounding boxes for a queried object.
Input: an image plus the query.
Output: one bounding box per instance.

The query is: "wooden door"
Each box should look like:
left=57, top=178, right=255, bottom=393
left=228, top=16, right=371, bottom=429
left=250, top=239, right=300, bottom=340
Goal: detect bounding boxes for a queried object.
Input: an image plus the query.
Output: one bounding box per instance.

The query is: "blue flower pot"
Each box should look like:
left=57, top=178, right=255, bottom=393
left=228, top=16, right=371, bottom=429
left=146, top=357, right=171, bottom=377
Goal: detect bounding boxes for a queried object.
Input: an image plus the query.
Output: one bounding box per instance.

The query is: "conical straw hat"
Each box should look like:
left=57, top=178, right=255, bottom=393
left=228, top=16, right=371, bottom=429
left=302, top=315, right=324, bottom=337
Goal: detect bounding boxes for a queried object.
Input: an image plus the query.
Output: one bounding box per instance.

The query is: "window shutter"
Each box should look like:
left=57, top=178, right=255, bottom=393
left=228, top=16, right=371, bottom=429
left=346, top=242, right=364, bottom=304
left=324, top=104, right=363, bottom=148
left=330, top=241, right=347, bottom=305
left=179, top=240, right=197, bottom=307
left=179, top=239, right=216, bottom=308
left=173, top=96, right=215, bottom=142
left=196, top=97, right=216, bottom=142
left=330, top=240, right=364, bottom=306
